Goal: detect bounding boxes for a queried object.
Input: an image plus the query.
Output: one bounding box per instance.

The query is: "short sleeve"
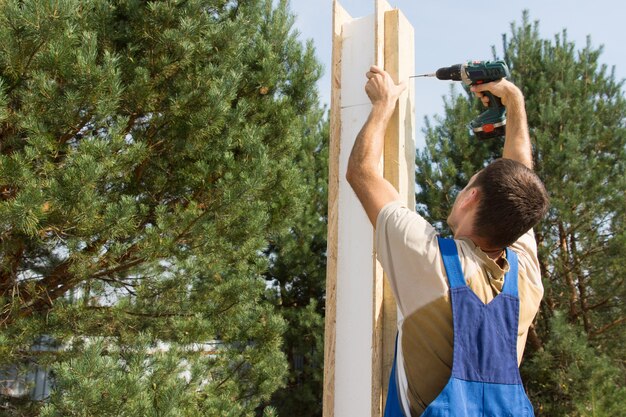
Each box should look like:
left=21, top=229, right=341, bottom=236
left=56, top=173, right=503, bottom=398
left=509, top=229, right=543, bottom=289
left=375, top=201, right=449, bottom=316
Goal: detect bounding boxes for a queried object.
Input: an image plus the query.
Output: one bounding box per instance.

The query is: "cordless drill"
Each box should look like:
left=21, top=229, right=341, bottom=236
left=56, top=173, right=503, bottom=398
left=414, top=60, right=511, bottom=139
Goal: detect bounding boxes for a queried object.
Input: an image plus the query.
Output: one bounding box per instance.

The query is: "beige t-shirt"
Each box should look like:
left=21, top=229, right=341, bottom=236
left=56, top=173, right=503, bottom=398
left=375, top=201, right=543, bottom=417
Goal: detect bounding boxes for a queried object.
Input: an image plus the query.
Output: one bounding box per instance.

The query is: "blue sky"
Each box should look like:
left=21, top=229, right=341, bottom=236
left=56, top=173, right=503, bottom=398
left=289, top=0, right=625, bottom=147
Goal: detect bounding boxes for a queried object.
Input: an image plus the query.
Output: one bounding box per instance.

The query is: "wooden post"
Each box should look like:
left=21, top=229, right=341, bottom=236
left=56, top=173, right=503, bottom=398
left=382, top=7, right=416, bottom=411
left=323, top=2, right=415, bottom=416
left=323, top=1, right=350, bottom=416
left=372, top=4, right=393, bottom=416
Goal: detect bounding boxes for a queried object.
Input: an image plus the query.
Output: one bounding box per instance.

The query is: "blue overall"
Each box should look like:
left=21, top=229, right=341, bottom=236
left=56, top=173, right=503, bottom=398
left=384, top=237, right=535, bottom=417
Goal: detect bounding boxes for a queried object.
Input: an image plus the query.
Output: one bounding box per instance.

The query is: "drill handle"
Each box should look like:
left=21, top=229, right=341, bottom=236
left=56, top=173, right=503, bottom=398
left=482, top=90, right=503, bottom=111
left=471, top=90, right=507, bottom=139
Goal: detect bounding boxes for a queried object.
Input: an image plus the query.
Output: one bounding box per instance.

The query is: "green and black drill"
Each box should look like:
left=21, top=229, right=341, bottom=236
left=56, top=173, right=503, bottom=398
left=413, top=60, right=511, bottom=139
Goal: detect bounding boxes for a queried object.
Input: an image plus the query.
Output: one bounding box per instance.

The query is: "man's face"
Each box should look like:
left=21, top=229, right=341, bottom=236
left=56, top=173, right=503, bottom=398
left=446, top=173, right=479, bottom=234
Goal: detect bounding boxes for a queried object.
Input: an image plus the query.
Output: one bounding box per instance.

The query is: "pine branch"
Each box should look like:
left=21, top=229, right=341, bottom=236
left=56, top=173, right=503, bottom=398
left=1, top=236, right=110, bottom=323
left=132, top=138, right=166, bottom=185
left=217, top=301, right=239, bottom=315
left=589, top=316, right=626, bottom=338
left=0, top=124, right=18, bottom=154
left=20, top=261, right=71, bottom=310
left=558, top=221, right=579, bottom=320
left=586, top=278, right=624, bottom=312
left=97, top=276, right=138, bottom=296
left=85, top=306, right=195, bottom=319
left=0, top=239, right=25, bottom=292
left=6, top=39, right=47, bottom=94
left=91, top=257, right=145, bottom=280
left=122, top=310, right=195, bottom=318
left=215, top=360, right=247, bottom=390
left=570, top=233, right=592, bottom=333
left=56, top=113, right=93, bottom=147
left=123, top=112, right=141, bottom=135
left=174, top=210, right=211, bottom=244
left=526, top=323, right=543, bottom=352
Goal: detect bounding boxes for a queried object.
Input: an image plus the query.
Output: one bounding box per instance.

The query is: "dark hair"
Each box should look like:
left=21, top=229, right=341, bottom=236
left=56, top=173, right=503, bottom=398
left=471, top=158, right=549, bottom=248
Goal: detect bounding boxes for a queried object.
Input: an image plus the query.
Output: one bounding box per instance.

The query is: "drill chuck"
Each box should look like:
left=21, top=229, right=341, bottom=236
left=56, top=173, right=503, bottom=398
left=435, top=64, right=463, bottom=81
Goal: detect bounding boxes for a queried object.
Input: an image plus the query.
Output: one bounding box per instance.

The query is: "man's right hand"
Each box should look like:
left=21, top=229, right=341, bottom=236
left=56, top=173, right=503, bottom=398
left=470, top=79, right=524, bottom=108
left=471, top=79, right=533, bottom=169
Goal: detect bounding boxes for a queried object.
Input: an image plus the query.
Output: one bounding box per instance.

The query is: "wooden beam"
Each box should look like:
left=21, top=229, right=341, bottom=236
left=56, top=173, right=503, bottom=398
left=374, top=0, right=392, bottom=67
left=381, top=7, right=416, bottom=412
left=324, top=3, right=415, bottom=416
left=384, top=11, right=416, bottom=207
left=323, top=2, right=351, bottom=417
left=372, top=4, right=393, bottom=417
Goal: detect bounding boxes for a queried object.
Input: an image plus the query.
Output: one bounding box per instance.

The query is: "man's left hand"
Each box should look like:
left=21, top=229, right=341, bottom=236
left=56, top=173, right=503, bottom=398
left=365, top=65, right=406, bottom=113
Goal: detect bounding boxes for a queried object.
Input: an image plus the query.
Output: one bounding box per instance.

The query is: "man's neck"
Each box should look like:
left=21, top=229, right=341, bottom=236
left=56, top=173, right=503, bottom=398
left=465, top=235, right=506, bottom=265
left=480, top=246, right=506, bottom=269
left=482, top=247, right=504, bottom=259
left=454, top=231, right=505, bottom=265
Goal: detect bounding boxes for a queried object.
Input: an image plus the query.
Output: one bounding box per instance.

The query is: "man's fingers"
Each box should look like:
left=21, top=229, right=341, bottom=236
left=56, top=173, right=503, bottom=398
left=365, top=67, right=407, bottom=105
left=472, top=91, right=490, bottom=107
left=470, top=80, right=498, bottom=94
left=367, top=65, right=385, bottom=79
left=366, top=68, right=380, bottom=79
left=471, top=78, right=507, bottom=94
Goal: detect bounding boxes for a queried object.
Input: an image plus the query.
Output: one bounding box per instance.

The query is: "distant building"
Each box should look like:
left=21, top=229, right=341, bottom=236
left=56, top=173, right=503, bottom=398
left=0, top=335, right=56, bottom=401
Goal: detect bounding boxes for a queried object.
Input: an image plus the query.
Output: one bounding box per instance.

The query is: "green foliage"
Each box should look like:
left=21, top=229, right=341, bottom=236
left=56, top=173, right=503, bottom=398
left=39, top=327, right=288, bottom=417
left=261, top=112, right=328, bottom=416
left=417, top=10, right=625, bottom=415
left=524, top=312, right=626, bottom=417
left=503, top=13, right=626, bottom=414
left=0, top=0, right=324, bottom=415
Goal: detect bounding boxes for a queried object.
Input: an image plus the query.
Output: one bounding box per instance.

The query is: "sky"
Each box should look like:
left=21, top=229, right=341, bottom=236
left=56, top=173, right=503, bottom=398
left=288, top=0, right=626, bottom=148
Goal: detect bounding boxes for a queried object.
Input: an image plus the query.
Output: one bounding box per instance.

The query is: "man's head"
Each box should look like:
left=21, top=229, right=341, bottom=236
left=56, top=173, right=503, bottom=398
left=447, top=158, right=549, bottom=249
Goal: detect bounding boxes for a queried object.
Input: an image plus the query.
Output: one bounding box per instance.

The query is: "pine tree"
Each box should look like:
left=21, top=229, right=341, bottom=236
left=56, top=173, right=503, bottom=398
left=0, top=0, right=323, bottom=415
left=416, top=11, right=625, bottom=415
left=261, top=114, right=328, bottom=416
left=524, top=312, right=626, bottom=417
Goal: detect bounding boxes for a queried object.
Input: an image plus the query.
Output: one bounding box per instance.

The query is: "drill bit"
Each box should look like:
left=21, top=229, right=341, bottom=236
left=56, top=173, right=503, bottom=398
left=409, top=73, right=436, bottom=78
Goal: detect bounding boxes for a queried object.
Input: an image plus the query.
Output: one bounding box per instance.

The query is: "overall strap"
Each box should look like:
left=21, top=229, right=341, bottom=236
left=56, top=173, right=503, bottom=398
left=437, top=237, right=466, bottom=289
left=502, top=248, right=519, bottom=297
left=383, top=334, right=406, bottom=417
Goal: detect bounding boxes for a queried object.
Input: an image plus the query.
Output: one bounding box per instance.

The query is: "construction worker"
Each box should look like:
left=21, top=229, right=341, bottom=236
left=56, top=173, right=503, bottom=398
left=346, top=65, right=549, bottom=416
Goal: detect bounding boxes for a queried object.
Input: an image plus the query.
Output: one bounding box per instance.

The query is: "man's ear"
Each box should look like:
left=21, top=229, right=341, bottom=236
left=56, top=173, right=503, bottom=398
left=460, top=187, right=480, bottom=209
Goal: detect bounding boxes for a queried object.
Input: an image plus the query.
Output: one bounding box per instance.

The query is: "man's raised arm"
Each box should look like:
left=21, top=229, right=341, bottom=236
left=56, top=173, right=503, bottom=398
left=472, top=80, right=533, bottom=169
left=346, top=66, right=406, bottom=226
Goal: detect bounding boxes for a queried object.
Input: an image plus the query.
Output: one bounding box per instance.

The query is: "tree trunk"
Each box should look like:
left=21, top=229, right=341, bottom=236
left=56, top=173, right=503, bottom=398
left=558, top=221, right=579, bottom=321
left=570, top=232, right=592, bottom=334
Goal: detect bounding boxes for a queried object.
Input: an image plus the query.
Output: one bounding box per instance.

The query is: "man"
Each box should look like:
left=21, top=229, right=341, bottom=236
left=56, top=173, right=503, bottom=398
left=346, top=66, right=549, bottom=416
